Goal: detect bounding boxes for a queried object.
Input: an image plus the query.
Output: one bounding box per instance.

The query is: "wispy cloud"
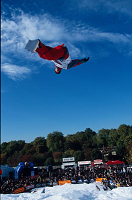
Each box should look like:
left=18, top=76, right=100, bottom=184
left=77, top=0, right=132, bottom=17
left=1, top=7, right=132, bottom=80
left=103, top=0, right=132, bottom=17
left=2, top=64, right=31, bottom=81
left=69, top=25, right=131, bottom=44
left=2, top=8, right=131, bottom=46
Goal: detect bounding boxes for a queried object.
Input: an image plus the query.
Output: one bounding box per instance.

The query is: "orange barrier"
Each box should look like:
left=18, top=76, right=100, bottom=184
left=96, top=178, right=107, bottom=182
left=59, top=180, right=71, bottom=185
left=14, top=187, right=25, bottom=194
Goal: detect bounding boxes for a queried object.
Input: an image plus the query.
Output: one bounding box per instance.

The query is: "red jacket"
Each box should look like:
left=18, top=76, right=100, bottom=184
left=36, top=42, right=69, bottom=61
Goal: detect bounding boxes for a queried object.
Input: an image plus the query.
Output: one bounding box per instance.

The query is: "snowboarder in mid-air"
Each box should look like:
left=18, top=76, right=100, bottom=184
left=25, top=39, right=89, bottom=74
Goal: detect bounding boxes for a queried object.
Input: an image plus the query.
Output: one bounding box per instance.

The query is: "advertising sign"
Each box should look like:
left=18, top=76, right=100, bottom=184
left=31, top=171, right=34, bottom=177
left=59, top=180, right=71, bottom=185
left=25, top=184, right=35, bottom=190
left=78, top=161, right=91, bottom=165
left=62, top=157, right=75, bottom=162
left=14, top=187, right=25, bottom=194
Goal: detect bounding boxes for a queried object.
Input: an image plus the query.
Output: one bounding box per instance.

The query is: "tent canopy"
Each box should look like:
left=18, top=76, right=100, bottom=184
left=94, top=159, right=103, bottom=165
left=106, top=160, right=124, bottom=165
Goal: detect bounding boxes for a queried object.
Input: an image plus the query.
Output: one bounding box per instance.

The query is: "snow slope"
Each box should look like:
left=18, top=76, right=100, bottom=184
left=1, top=183, right=132, bottom=200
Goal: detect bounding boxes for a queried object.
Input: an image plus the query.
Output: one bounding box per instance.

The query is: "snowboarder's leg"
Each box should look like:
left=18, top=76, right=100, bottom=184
left=67, top=57, right=89, bottom=69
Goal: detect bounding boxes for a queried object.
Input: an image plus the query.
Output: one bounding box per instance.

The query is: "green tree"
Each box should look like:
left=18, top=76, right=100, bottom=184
left=45, top=157, right=54, bottom=166
left=84, top=148, right=92, bottom=160
left=91, top=148, right=102, bottom=161
left=34, top=153, right=48, bottom=166
left=124, top=135, right=132, bottom=163
left=19, top=143, right=37, bottom=159
left=20, top=154, right=36, bottom=163
left=52, top=152, right=62, bottom=162
left=70, top=139, right=82, bottom=151
left=73, top=151, right=84, bottom=162
left=63, top=149, right=74, bottom=158
left=115, top=145, right=126, bottom=160
left=84, top=128, right=97, bottom=147
left=31, top=137, right=46, bottom=146
left=64, top=140, right=73, bottom=151
left=5, top=140, right=25, bottom=156
left=1, top=152, right=8, bottom=165
left=46, top=131, right=64, bottom=152
left=97, top=129, right=110, bottom=147
left=129, top=125, right=132, bottom=135
left=108, top=129, right=118, bottom=146
left=1, top=142, right=8, bottom=153
left=117, top=124, right=130, bottom=146
left=72, top=128, right=97, bottom=147
left=7, top=151, right=20, bottom=167
left=31, top=137, right=48, bottom=153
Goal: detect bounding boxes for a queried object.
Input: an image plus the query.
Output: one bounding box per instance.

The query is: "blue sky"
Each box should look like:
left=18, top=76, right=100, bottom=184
left=1, top=0, right=132, bottom=143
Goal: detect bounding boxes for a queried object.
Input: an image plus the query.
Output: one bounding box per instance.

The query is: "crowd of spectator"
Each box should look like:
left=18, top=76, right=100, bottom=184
left=1, top=165, right=132, bottom=194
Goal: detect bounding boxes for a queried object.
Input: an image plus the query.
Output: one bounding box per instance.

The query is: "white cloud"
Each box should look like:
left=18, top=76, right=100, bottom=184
left=2, top=10, right=131, bottom=49
left=2, top=63, right=31, bottom=81
left=90, top=31, right=131, bottom=44
left=77, top=0, right=132, bottom=17
left=103, top=0, right=132, bottom=17
left=1, top=8, right=132, bottom=80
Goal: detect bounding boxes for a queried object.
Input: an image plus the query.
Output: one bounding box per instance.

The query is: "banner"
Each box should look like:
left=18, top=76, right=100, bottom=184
left=14, top=187, right=25, bottom=194
left=94, top=159, right=103, bottom=165
left=78, top=161, right=91, bottom=165
left=36, top=183, right=42, bottom=188
left=96, top=178, right=107, bottom=182
left=31, top=171, right=34, bottom=177
left=63, top=157, right=75, bottom=162
left=31, top=175, right=39, bottom=179
left=25, top=184, right=35, bottom=191
left=59, top=180, right=71, bottom=185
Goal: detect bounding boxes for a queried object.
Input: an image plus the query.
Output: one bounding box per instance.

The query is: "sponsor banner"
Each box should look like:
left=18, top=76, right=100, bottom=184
left=83, top=179, right=88, bottom=183
left=53, top=182, right=58, bottom=186
left=63, top=157, right=75, bottom=162
left=71, top=179, right=89, bottom=184
left=96, top=178, right=107, bottom=182
left=31, top=175, right=39, bottom=179
left=42, top=183, right=47, bottom=187
left=31, top=171, right=35, bottom=177
left=59, top=180, right=71, bottom=185
left=36, top=182, right=52, bottom=187
left=94, top=159, right=103, bottom=165
left=14, top=187, right=25, bottom=194
left=25, top=184, right=35, bottom=190
left=0, top=170, right=2, bottom=175
left=77, top=180, right=83, bottom=184
left=78, top=161, right=91, bottom=165
left=71, top=180, right=76, bottom=184
left=47, top=182, right=53, bottom=186
left=36, top=183, right=42, bottom=188
left=14, top=173, right=18, bottom=180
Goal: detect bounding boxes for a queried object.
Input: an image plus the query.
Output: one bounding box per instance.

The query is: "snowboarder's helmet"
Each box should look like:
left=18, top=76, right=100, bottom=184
left=55, top=68, right=61, bottom=74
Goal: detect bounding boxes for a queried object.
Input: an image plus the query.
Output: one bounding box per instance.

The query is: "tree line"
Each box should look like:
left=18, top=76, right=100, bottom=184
left=1, top=124, right=132, bottom=167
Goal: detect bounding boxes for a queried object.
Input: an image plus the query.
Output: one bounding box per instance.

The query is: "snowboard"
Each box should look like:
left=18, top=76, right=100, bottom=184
left=25, top=39, right=39, bottom=53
